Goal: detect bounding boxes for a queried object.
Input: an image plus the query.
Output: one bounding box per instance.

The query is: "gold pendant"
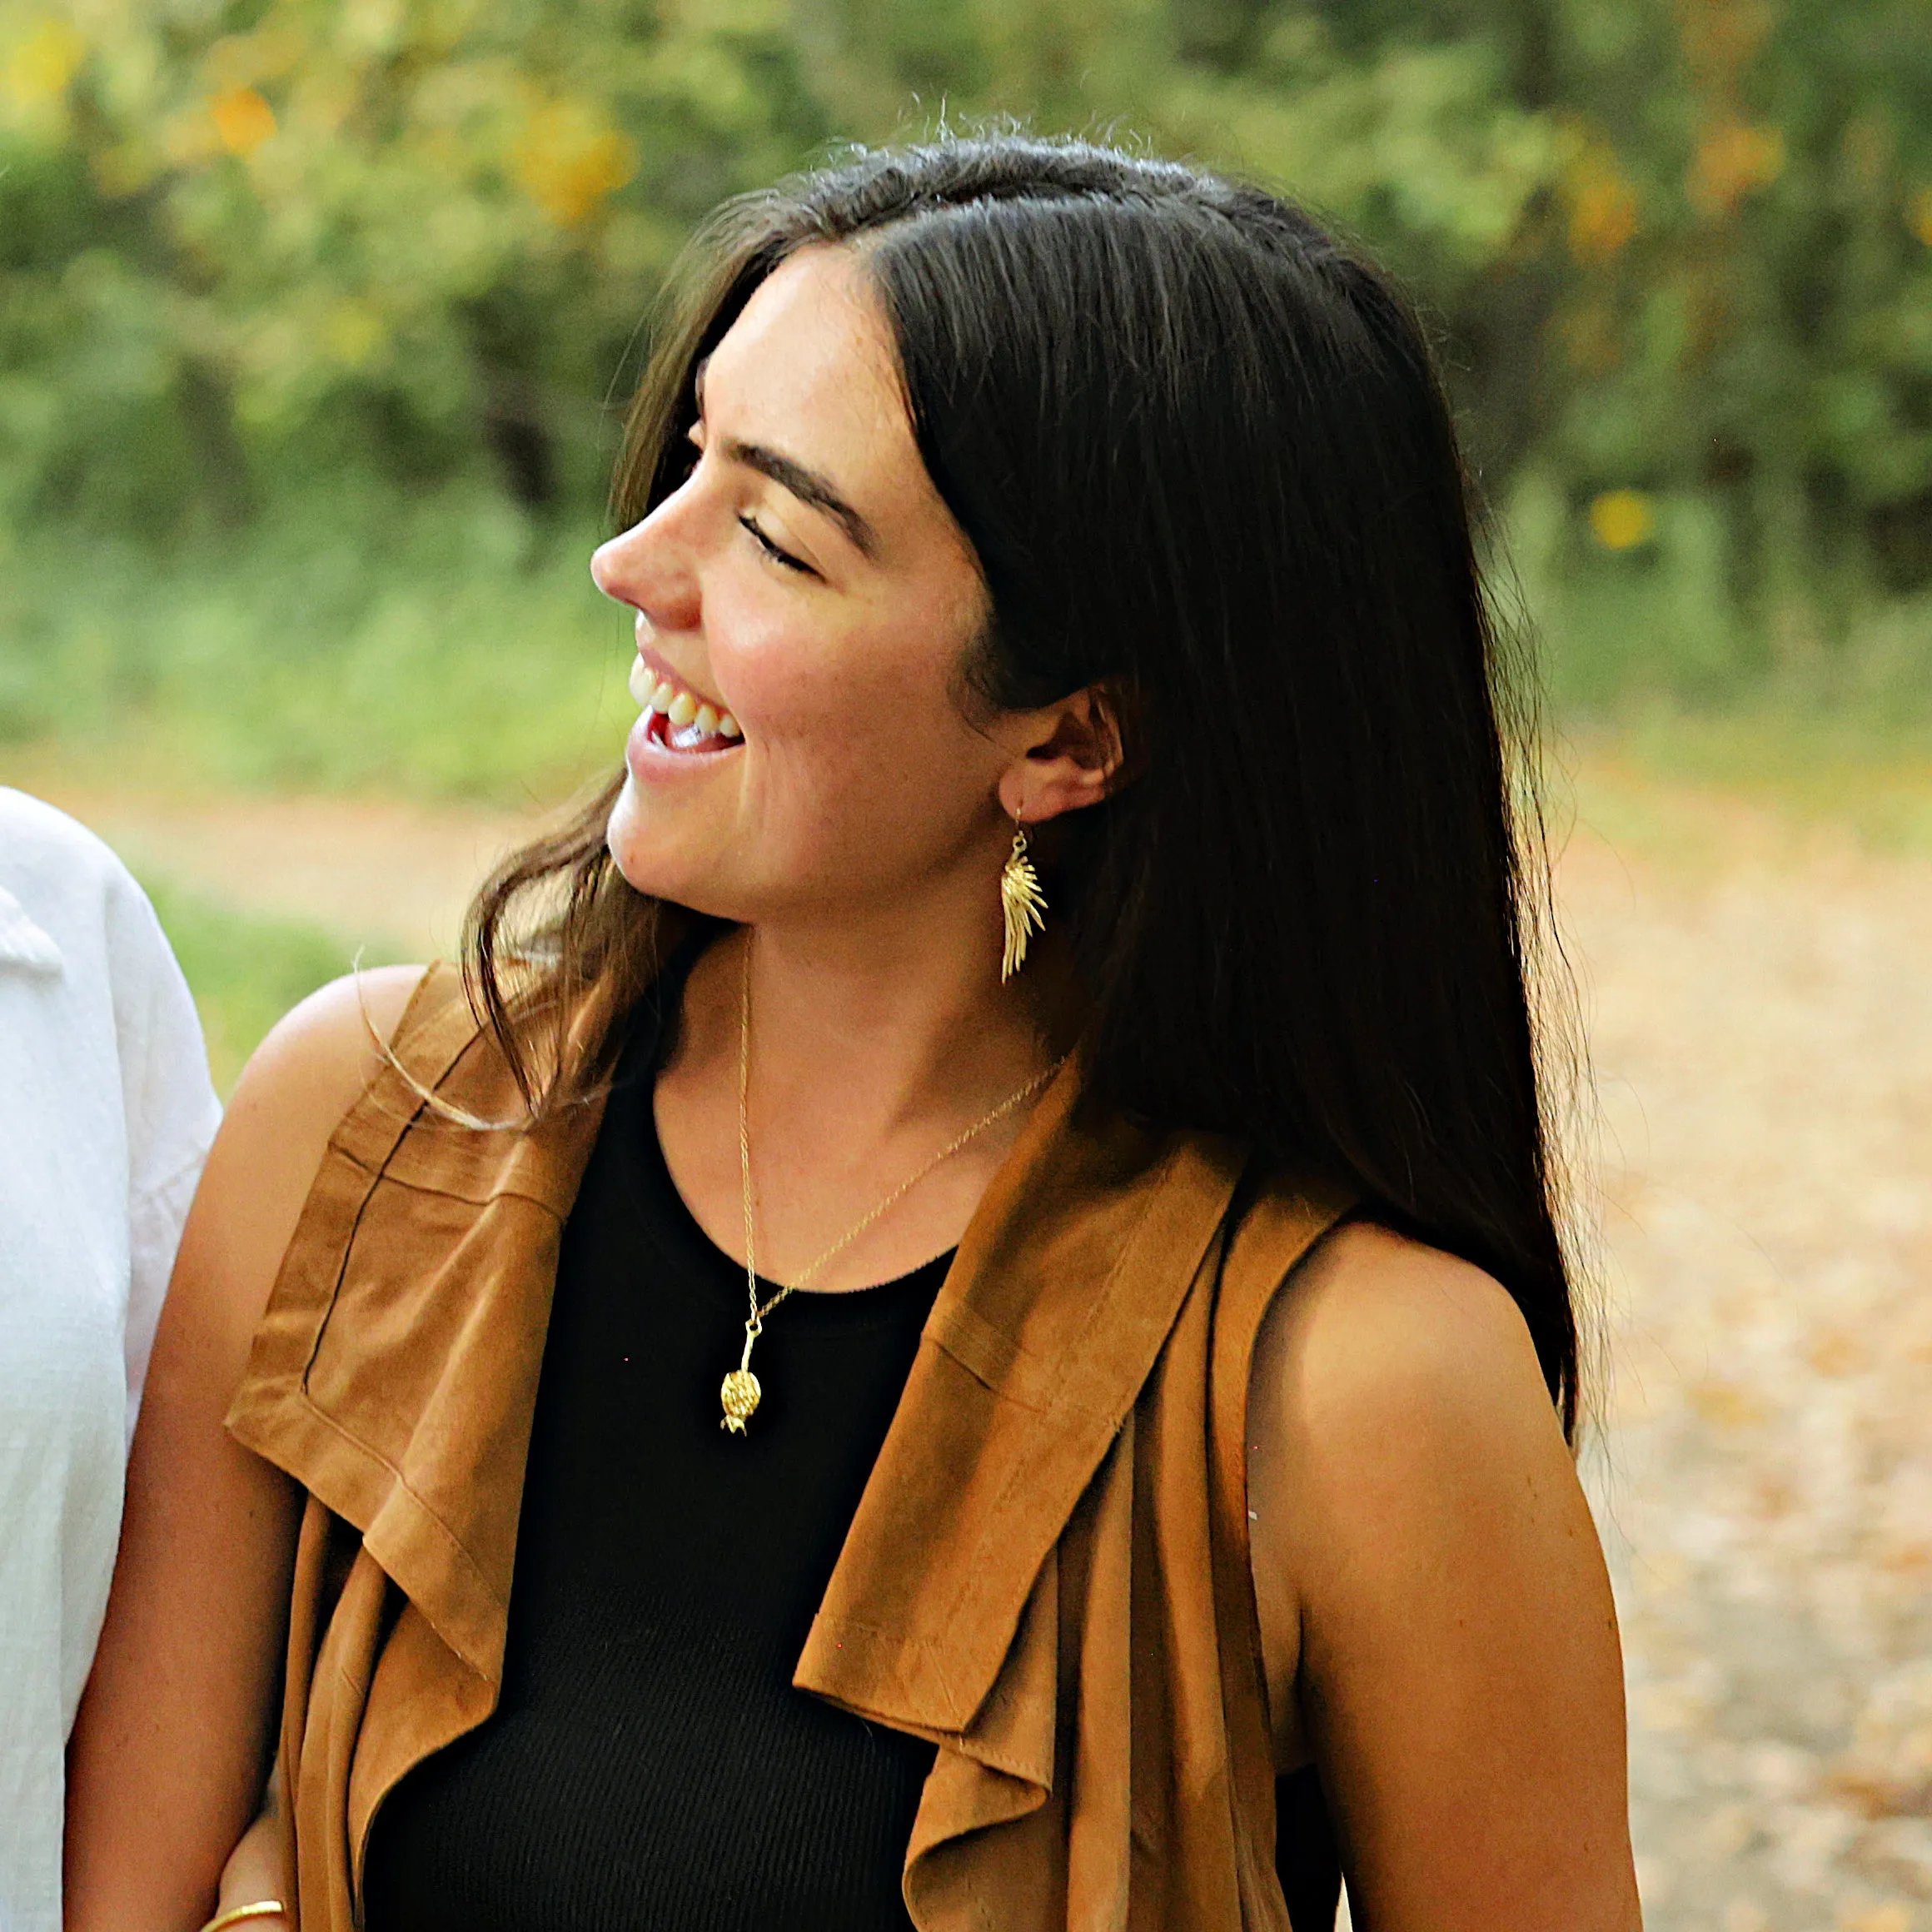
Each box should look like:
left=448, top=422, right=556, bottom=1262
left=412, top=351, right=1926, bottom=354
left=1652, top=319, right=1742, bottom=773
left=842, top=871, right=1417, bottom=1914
left=721, top=1321, right=764, bottom=1433
left=720, top=1367, right=762, bottom=1432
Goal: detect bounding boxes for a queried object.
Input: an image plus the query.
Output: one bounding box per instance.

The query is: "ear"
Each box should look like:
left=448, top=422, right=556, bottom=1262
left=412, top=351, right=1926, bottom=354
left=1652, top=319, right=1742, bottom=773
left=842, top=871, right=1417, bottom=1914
left=996, top=685, right=1128, bottom=827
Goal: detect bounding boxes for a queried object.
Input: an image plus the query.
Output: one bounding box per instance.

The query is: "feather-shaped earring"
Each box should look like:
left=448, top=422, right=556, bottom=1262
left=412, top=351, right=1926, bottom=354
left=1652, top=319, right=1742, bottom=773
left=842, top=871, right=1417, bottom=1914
left=1000, top=819, right=1047, bottom=981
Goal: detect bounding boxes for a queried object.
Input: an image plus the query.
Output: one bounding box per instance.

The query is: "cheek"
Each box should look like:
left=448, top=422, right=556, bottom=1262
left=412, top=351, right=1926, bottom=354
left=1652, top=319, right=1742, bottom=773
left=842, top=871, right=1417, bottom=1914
left=702, top=593, right=834, bottom=744
left=720, top=597, right=995, bottom=850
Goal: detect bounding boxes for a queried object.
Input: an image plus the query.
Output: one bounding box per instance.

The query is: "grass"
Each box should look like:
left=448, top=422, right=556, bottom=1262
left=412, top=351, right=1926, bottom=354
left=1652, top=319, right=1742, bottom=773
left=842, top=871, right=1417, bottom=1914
left=1552, top=705, right=1932, bottom=864
left=0, top=481, right=631, bottom=805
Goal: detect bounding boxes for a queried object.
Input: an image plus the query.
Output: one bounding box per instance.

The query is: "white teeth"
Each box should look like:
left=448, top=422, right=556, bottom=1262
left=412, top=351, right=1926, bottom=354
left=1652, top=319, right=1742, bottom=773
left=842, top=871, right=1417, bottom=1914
left=631, top=661, right=741, bottom=744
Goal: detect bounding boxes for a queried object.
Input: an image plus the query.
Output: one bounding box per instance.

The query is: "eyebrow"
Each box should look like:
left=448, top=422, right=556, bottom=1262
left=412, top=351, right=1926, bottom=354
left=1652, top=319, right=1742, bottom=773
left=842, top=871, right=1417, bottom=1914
left=692, top=360, right=879, bottom=560
left=725, top=439, right=880, bottom=560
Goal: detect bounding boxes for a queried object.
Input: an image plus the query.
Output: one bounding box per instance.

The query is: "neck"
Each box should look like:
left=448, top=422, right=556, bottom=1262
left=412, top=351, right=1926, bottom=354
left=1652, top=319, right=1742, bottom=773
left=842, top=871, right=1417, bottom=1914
left=655, top=869, right=1073, bottom=1290
left=738, top=884, right=1058, bottom=1133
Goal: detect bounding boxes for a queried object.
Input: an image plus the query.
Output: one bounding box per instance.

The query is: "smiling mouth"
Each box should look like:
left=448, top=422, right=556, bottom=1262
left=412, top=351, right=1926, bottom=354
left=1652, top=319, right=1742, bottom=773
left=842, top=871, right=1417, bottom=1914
left=630, top=655, right=742, bottom=754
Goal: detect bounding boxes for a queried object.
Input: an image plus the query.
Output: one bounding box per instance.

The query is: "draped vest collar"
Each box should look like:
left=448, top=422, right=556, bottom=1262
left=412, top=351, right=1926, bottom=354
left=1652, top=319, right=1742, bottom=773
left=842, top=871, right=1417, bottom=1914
left=232, top=963, right=1247, bottom=1723
left=227, top=960, right=1352, bottom=1930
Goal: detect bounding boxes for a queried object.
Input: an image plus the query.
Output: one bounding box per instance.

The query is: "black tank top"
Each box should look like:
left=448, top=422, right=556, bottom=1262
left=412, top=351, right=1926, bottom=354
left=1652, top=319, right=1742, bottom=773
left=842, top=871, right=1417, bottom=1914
left=361, top=965, right=944, bottom=1930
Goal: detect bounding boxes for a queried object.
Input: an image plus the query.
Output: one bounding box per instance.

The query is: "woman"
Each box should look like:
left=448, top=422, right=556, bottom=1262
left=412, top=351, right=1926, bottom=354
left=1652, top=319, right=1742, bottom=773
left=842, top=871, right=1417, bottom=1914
left=66, top=137, right=1641, bottom=1930
left=0, top=787, right=218, bottom=1931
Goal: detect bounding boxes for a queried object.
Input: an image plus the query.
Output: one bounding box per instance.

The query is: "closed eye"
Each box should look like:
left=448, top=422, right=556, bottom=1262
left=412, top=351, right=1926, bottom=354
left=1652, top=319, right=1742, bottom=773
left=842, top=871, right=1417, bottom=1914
left=739, top=513, right=814, bottom=576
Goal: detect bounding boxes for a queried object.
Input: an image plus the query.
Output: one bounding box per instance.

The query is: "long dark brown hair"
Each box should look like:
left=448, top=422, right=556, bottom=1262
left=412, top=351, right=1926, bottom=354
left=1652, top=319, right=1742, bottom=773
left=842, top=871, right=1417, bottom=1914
left=464, top=134, right=1585, bottom=1436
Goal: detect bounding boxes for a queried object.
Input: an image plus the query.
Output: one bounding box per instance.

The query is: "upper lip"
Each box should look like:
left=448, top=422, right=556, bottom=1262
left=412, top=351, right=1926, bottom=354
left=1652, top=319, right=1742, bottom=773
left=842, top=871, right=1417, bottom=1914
left=633, top=637, right=727, bottom=717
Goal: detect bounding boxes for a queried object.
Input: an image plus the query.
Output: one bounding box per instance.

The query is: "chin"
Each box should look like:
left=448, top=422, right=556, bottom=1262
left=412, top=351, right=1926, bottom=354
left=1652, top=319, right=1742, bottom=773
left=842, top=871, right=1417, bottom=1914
left=604, top=779, right=729, bottom=915
left=605, top=778, right=676, bottom=898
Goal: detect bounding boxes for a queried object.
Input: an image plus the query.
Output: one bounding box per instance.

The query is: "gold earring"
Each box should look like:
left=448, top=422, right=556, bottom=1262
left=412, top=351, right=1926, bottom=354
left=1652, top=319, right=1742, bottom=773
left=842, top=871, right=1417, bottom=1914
left=1000, top=817, right=1047, bottom=981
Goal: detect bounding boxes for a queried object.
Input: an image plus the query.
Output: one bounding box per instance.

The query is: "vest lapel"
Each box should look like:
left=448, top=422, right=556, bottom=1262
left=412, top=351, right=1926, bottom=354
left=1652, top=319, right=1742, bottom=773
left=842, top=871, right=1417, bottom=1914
left=794, top=1060, right=1248, bottom=1751
left=227, top=964, right=609, bottom=1686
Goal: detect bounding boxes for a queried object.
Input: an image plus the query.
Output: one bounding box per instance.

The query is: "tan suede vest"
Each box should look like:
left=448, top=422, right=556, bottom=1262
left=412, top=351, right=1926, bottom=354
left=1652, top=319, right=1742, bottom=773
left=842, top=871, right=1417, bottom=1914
left=225, top=964, right=1352, bottom=1930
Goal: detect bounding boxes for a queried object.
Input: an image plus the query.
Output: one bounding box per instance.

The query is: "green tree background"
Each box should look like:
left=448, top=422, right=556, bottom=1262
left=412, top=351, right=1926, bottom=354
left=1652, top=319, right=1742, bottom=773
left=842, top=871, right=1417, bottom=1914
left=2, top=0, right=1929, bottom=804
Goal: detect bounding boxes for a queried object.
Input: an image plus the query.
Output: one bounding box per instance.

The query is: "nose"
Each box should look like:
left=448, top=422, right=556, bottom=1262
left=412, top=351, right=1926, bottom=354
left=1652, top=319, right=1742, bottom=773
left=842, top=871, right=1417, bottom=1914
left=590, top=497, right=700, bottom=632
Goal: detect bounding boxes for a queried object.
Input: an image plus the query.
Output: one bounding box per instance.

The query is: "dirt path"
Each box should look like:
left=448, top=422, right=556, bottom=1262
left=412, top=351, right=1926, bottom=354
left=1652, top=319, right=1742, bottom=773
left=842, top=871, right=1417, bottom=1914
left=8, top=777, right=546, bottom=962
left=1561, top=780, right=1932, bottom=1932
left=16, top=759, right=1931, bottom=1929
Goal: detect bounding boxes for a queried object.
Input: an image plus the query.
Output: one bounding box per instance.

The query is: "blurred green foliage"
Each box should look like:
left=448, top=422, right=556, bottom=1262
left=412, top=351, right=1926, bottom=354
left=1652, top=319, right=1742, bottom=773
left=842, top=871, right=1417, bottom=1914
left=2, top=0, right=1930, bottom=777
left=0, top=482, right=629, bottom=798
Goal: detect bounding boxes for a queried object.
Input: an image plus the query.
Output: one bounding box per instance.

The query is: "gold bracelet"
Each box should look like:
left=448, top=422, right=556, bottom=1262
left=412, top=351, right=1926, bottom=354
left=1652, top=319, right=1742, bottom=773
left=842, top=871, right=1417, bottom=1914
left=201, top=1905, right=287, bottom=1932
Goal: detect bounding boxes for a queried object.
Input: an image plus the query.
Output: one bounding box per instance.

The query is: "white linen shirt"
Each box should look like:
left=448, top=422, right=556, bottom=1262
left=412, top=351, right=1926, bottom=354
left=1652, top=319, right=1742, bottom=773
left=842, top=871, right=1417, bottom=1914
left=0, top=788, right=220, bottom=1931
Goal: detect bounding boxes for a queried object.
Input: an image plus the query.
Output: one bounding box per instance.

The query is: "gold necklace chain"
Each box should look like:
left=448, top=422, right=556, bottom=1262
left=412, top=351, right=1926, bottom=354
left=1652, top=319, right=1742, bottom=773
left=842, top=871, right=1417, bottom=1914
left=719, top=934, right=1064, bottom=1434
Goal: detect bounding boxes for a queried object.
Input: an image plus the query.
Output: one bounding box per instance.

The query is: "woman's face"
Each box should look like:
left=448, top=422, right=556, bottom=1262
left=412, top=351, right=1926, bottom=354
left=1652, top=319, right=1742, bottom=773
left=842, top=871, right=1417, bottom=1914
left=592, top=245, right=1013, bottom=931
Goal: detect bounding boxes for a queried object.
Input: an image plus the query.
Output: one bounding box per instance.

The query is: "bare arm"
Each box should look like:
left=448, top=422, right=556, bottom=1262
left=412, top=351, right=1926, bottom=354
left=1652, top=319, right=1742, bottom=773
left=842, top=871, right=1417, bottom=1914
left=64, top=966, right=425, bottom=1932
left=1247, top=1222, right=1641, bottom=1932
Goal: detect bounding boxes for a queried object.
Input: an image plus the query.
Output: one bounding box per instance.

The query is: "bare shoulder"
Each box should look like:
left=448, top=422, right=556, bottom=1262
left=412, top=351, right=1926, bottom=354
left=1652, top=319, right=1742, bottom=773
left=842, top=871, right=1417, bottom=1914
left=1247, top=1225, right=1636, bottom=1928
left=224, top=962, right=429, bottom=1151
left=180, top=964, right=428, bottom=1344
left=1246, top=1222, right=1586, bottom=1760
left=1257, top=1220, right=1560, bottom=1462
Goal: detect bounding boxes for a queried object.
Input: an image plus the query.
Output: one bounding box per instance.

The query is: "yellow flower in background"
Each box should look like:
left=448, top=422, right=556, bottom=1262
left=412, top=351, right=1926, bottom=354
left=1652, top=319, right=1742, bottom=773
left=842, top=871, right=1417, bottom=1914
left=514, top=97, right=637, bottom=228
left=1910, top=188, right=1932, bottom=248
left=1689, top=120, right=1786, bottom=217
left=211, top=85, right=276, bottom=157
left=1565, top=145, right=1639, bottom=265
left=6, top=16, right=86, bottom=108
left=1590, top=489, right=1656, bottom=551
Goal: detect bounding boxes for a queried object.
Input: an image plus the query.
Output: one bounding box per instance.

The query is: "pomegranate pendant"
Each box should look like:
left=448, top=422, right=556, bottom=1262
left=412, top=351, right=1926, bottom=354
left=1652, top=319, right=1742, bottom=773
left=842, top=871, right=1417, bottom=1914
left=720, top=1367, right=762, bottom=1434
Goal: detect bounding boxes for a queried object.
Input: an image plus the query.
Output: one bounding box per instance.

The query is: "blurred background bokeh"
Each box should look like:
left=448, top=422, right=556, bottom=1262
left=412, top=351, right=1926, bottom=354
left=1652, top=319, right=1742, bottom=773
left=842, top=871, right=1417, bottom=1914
left=2, top=1, right=1929, bottom=1926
